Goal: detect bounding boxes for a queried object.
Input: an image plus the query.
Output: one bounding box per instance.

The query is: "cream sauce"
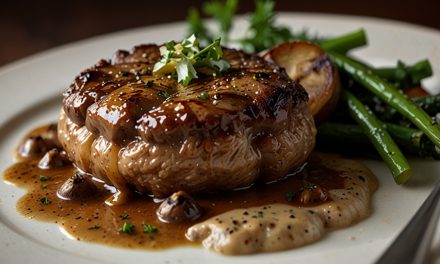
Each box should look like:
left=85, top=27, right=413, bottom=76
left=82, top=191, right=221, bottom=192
left=3, top=124, right=378, bottom=253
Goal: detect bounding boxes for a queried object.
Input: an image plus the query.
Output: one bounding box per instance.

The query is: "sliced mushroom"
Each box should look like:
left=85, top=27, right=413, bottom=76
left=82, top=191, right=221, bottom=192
left=57, top=171, right=98, bottom=200
left=18, top=124, right=62, bottom=159
left=38, top=148, right=70, bottom=169
left=156, top=191, right=202, bottom=224
left=264, top=42, right=341, bottom=124
left=18, top=136, right=52, bottom=158
left=299, top=183, right=329, bottom=204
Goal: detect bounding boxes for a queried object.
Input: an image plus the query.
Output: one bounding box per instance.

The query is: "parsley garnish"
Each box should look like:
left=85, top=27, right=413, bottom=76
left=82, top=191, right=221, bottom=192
left=153, top=34, right=230, bottom=86
left=203, top=0, right=238, bottom=42
left=142, top=224, right=158, bottom=234
left=285, top=192, right=295, bottom=202
left=187, top=0, right=322, bottom=53
left=40, top=197, right=51, bottom=205
left=119, top=213, right=129, bottom=220
left=39, top=175, right=51, bottom=182
left=119, top=222, right=135, bottom=234
left=187, top=8, right=213, bottom=46
left=239, top=0, right=292, bottom=53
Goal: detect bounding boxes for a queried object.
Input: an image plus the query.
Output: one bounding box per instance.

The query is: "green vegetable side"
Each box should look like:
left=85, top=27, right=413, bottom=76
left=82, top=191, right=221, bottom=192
left=182, top=0, right=440, bottom=184
left=183, top=0, right=440, bottom=184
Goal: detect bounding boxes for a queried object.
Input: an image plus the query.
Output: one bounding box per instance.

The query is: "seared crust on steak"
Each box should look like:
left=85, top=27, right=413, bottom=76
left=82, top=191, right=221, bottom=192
left=59, top=44, right=316, bottom=203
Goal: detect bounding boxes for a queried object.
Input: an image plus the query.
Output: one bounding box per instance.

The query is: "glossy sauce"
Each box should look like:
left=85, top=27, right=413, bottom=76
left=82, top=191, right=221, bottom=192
left=3, top=125, right=372, bottom=251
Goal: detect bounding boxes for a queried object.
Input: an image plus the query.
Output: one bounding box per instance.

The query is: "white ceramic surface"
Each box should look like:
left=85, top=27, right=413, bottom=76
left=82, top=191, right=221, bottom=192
left=1, top=13, right=440, bottom=264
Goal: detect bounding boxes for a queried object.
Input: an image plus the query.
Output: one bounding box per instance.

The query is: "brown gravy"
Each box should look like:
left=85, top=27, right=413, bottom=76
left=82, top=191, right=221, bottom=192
left=3, top=124, right=360, bottom=251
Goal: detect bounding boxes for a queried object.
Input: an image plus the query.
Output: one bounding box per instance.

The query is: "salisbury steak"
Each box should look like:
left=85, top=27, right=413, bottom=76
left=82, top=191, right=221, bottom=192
left=58, top=44, right=316, bottom=203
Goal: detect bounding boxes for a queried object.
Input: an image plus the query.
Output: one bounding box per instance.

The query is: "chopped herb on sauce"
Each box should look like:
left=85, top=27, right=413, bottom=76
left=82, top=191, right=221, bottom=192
left=39, top=197, right=51, bottom=205
left=119, top=213, right=129, bottom=220
left=285, top=192, right=295, bottom=202
left=41, top=185, right=48, bottom=190
left=39, top=175, right=51, bottom=182
left=143, top=224, right=158, bottom=234
left=119, top=222, right=135, bottom=234
left=257, top=211, right=264, bottom=218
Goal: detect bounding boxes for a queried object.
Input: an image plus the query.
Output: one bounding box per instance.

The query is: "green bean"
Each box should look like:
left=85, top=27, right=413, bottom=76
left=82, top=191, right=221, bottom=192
left=374, top=59, right=432, bottom=88
left=329, top=52, right=440, bottom=149
left=318, top=122, right=440, bottom=160
left=320, top=29, right=367, bottom=54
left=342, top=90, right=412, bottom=184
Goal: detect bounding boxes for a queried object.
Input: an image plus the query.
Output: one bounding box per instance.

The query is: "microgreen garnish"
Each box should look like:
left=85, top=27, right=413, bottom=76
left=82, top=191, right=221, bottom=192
left=142, top=224, right=158, bottom=234
left=39, top=197, right=51, bottom=205
left=153, top=34, right=230, bottom=86
left=119, top=222, right=135, bottom=234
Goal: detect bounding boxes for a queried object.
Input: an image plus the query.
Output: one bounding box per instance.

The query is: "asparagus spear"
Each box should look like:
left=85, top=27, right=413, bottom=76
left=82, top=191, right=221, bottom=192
left=329, top=52, right=440, bottom=149
left=342, top=90, right=412, bottom=184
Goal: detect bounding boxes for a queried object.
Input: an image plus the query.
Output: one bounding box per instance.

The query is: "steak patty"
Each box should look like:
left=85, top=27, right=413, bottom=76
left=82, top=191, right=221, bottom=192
left=58, top=44, right=316, bottom=204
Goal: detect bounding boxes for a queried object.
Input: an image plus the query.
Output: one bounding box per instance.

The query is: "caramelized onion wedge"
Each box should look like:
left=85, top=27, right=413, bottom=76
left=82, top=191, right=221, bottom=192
left=264, top=42, right=341, bottom=123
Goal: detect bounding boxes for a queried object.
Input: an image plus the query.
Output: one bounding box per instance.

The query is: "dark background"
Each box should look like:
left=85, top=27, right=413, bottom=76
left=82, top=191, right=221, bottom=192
left=1, top=0, right=438, bottom=67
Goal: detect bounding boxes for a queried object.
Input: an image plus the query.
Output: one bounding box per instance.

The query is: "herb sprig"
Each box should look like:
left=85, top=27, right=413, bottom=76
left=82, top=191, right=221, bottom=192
left=153, top=34, right=230, bottom=86
left=187, top=0, right=321, bottom=53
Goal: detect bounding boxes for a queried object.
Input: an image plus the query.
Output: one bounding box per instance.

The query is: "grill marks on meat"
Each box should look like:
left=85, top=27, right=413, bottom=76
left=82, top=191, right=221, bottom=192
left=59, top=44, right=316, bottom=202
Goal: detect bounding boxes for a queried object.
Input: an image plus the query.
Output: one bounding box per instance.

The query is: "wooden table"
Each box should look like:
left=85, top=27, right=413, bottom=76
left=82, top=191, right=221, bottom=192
left=1, top=0, right=438, bottom=66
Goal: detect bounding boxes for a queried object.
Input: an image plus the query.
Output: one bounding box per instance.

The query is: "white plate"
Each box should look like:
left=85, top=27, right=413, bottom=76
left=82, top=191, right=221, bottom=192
left=1, top=13, right=440, bottom=264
